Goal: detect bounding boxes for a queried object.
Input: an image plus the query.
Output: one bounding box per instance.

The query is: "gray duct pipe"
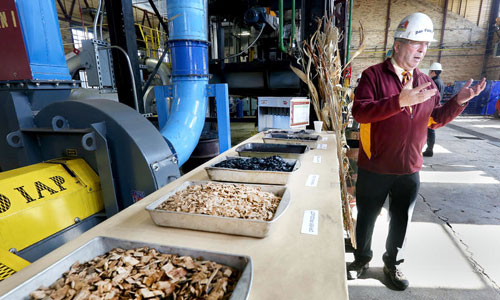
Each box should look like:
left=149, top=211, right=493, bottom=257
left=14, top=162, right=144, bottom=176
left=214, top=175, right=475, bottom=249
left=143, top=58, right=171, bottom=85
left=66, top=52, right=84, bottom=78
left=68, top=88, right=118, bottom=101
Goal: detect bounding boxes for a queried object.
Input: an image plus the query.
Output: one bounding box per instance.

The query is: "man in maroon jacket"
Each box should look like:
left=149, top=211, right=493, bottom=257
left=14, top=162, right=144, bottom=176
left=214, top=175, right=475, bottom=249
left=346, top=12, right=486, bottom=290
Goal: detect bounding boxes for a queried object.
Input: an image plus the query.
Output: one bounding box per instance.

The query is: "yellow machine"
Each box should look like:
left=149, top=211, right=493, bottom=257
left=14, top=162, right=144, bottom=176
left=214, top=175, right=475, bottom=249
left=0, top=249, right=29, bottom=282
left=0, top=158, right=103, bottom=280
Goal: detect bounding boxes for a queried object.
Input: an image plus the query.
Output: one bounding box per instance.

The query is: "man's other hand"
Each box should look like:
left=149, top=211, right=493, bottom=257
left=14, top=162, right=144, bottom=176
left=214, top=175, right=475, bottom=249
left=456, top=78, right=487, bottom=105
left=399, top=81, right=437, bottom=108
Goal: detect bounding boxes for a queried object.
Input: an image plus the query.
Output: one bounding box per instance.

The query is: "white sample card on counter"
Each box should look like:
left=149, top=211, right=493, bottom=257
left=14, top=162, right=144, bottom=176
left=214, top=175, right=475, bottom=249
left=301, top=210, right=319, bottom=235
left=318, top=144, right=328, bottom=150
left=306, top=174, right=319, bottom=187
left=313, top=155, right=322, bottom=164
left=321, top=136, right=328, bottom=141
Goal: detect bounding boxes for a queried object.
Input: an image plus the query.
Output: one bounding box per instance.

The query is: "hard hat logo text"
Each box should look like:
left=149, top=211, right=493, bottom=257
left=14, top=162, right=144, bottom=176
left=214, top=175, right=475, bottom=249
left=415, top=29, right=433, bottom=35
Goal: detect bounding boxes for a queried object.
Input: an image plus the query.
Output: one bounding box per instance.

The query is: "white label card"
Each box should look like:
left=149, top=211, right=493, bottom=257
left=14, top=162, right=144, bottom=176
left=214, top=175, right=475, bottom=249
left=301, top=210, right=319, bottom=235
left=313, top=155, right=322, bottom=163
left=306, top=174, right=319, bottom=187
left=321, top=137, right=328, bottom=141
left=318, top=144, right=328, bottom=150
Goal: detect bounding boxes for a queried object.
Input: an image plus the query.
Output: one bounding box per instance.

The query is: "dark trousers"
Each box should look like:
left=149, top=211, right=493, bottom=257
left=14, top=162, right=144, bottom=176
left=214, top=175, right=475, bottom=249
left=354, top=168, right=420, bottom=267
left=426, top=128, right=435, bottom=151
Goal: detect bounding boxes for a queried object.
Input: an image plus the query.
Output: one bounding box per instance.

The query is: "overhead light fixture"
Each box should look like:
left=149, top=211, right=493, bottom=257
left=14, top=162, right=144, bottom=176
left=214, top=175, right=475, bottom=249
left=238, top=31, right=251, bottom=36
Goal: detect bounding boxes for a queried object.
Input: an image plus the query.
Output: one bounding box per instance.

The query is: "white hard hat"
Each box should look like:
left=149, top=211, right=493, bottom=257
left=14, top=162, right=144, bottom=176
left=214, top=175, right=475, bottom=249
left=429, top=62, right=442, bottom=71
left=394, top=12, right=436, bottom=42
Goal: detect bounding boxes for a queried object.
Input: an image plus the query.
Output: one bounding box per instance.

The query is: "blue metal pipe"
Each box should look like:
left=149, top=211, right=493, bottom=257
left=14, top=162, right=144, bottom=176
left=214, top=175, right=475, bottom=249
left=168, top=40, right=208, bottom=76
left=160, top=77, right=208, bottom=165
left=11, top=0, right=70, bottom=80
left=160, top=0, right=209, bottom=166
left=166, top=0, right=207, bottom=41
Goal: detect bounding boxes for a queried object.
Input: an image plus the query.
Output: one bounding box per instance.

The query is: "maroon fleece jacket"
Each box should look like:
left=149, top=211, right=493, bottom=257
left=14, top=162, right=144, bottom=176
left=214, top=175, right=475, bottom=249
left=353, top=59, right=466, bottom=175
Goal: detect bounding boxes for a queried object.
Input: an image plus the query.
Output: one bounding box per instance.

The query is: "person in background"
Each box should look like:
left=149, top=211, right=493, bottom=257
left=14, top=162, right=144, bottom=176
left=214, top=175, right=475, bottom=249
left=355, top=73, right=362, bottom=89
left=347, top=12, right=486, bottom=290
left=423, top=62, right=445, bottom=157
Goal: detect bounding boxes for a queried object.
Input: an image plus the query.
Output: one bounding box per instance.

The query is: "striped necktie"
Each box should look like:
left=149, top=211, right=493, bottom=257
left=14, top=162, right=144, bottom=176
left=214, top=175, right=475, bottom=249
left=402, top=71, right=411, bottom=85
left=402, top=71, right=413, bottom=114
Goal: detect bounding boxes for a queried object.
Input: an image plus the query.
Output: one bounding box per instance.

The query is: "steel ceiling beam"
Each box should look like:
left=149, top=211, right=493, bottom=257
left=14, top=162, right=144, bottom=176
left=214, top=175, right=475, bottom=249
left=438, top=0, right=449, bottom=62
left=104, top=0, right=144, bottom=112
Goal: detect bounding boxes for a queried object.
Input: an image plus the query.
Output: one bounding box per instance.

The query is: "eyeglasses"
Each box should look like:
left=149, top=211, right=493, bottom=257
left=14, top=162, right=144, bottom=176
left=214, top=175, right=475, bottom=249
left=404, top=40, right=430, bottom=49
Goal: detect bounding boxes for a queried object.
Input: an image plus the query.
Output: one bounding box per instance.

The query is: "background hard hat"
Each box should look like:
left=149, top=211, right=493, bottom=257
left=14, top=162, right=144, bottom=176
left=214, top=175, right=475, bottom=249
left=429, top=62, right=442, bottom=71
left=394, top=12, right=436, bottom=42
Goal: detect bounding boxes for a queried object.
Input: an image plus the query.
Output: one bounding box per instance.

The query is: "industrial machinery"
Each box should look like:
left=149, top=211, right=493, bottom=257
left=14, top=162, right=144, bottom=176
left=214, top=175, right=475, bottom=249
left=0, top=0, right=348, bottom=281
left=0, top=0, right=229, bottom=280
left=207, top=0, right=350, bottom=97
left=257, top=96, right=310, bottom=131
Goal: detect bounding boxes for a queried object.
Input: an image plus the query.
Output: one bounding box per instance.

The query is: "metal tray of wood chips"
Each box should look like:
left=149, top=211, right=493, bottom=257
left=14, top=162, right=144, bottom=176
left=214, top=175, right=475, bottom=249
left=262, top=132, right=320, bottom=149
left=205, top=156, right=300, bottom=185
left=0, top=236, right=252, bottom=300
left=235, top=143, right=309, bottom=160
left=146, top=181, right=290, bottom=238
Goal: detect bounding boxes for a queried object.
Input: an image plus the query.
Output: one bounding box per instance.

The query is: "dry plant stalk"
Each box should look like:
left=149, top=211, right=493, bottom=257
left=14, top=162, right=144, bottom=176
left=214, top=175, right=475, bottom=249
left=292, top=17, right=365, bottom=248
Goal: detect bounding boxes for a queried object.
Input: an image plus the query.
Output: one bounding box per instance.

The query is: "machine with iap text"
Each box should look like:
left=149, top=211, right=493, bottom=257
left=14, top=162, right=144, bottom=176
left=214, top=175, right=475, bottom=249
left=0, top=0, right=230, bottom=279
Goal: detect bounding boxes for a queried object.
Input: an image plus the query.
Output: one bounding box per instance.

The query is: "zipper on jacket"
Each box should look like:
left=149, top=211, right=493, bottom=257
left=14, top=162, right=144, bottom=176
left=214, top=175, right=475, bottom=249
left=404, top=110, right=413, bottom=171
left=407, top=106, right=414, bottom=119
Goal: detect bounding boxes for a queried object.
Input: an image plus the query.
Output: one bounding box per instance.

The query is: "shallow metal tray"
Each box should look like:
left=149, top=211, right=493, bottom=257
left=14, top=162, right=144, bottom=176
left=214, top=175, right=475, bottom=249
left=146, top=181, right=291, bottom=238
left=263, top=129, right=315, bottom=135
left=0, top=236, right=252, bottom=300
left=262, top=133, right=320, bottom=149
left=235, top=143, right=309, bottom=160
left=205, top=156, right=300, bottom=185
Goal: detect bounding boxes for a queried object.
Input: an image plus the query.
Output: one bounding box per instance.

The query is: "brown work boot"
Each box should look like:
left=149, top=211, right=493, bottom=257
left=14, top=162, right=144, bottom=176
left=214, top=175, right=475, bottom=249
left=422, top=149, right=433, bottom=157
left=347, top=259, right=369, bottom=280
left=383, top=265, right=409, bottom=290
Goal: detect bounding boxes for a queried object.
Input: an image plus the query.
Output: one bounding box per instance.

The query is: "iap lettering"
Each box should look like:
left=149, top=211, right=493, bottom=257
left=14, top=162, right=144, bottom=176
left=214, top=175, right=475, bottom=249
left=0, top=176, right=68, bottom=212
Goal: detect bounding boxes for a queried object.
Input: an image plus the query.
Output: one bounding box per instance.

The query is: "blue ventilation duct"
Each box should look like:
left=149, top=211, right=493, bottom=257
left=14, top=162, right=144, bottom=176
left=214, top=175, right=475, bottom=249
left=2, top=0, right=71, bottom=81
left=160, top=0, right=209, bottom=166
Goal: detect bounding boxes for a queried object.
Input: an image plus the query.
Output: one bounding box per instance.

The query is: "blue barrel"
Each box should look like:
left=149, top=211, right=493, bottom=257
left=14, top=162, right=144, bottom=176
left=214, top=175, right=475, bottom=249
left=236, top=99, right=244, bottom=117
left=486, top=81, right=500, bottom=115
left=168, top=40, right=209, bottom=76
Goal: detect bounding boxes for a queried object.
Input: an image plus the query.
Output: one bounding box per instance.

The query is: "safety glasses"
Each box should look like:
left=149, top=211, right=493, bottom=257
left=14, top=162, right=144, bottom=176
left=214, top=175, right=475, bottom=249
left=404, top=40, right=430, bottom=49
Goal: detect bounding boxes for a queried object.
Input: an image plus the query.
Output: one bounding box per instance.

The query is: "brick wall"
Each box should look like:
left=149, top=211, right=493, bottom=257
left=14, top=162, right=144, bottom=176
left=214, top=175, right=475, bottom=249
left=350, top=0, right=498, bottom=85
left=485, top=33, right=500, bottom=80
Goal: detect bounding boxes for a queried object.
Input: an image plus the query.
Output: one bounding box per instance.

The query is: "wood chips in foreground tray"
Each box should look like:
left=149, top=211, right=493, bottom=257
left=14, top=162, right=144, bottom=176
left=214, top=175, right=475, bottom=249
left=157, top=182, right=281, bottom=221
left=30, top=247, right=239, bottom=300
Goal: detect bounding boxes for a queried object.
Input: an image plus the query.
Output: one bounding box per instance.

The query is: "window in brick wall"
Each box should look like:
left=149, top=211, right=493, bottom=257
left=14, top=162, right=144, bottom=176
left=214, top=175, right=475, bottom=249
left=71, top=29, right=95, bottom=88
left=71, top=28, right=94, bottom=49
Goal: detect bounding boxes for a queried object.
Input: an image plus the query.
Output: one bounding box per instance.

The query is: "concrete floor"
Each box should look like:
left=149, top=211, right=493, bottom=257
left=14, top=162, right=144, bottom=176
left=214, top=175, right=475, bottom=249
left=346, top=116, right=500, bottom=299
left=230, top=121, right=258, bottom=146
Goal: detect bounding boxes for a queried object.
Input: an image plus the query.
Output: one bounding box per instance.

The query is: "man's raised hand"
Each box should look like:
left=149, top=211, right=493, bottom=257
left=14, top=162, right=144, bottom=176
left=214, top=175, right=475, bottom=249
left=399, top=81, right=437, bottom=108
left=456, top=78, right=487, bottom=105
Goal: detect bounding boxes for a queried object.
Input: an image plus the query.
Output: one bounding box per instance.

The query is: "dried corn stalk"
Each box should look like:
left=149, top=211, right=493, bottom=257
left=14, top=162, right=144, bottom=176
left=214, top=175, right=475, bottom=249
left=292, top=17, right=365, bottom=248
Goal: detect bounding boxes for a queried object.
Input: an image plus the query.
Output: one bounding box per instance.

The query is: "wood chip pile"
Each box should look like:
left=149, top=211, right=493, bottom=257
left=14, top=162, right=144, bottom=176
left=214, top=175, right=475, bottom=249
left=30, top=247, right=239, bottom=300
left=157, top=182, right=281, bottom=221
